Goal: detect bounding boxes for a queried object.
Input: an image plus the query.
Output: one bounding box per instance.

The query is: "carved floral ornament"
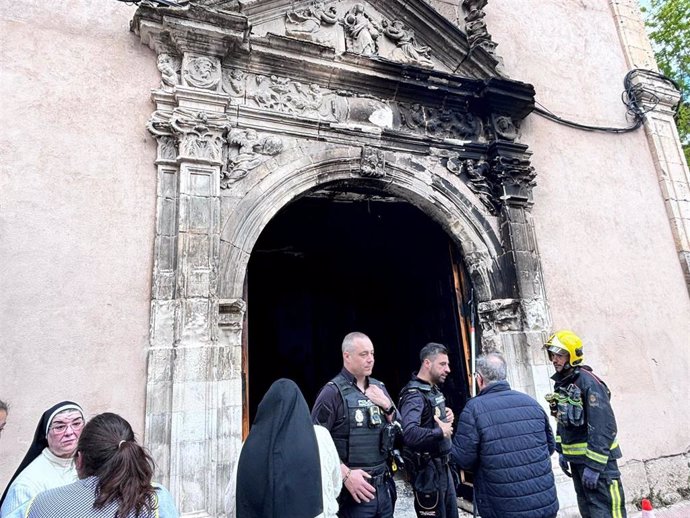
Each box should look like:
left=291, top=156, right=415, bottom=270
left=146, top=109, right=286, bottom=181
left=446, top=151, right=536, bottom=214
left=285, top=2, right=435, bottom=68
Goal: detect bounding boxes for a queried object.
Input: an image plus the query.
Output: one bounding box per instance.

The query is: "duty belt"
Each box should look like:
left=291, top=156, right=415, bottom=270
left=368, top=471, right=391, bottom=486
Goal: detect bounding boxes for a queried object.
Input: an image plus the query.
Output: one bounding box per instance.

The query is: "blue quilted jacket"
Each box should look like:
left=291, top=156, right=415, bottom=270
left=451, top=381, right=558, bottom=518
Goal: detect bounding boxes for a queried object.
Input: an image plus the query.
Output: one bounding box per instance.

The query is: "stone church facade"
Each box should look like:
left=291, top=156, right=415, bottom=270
left=1, top=1, right=688, bottom=517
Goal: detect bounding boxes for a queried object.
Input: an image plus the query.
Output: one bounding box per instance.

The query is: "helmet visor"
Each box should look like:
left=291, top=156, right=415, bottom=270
left=547, top=345, right=568, bottom=357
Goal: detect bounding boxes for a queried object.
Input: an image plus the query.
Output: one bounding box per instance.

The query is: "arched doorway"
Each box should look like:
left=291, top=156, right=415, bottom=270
left=246, top=187, right=475, bottom=422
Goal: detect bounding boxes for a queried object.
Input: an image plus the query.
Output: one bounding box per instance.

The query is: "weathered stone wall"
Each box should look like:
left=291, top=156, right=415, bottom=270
left=0, top=0, right=157, bottom=486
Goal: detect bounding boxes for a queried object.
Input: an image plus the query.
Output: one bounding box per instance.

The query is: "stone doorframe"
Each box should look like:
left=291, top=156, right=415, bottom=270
left=131, top=2, right=553, bottom=516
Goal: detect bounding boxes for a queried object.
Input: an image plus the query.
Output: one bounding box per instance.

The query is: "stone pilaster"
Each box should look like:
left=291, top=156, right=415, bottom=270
left=610, top=0, right=690, bottom=292
left=479, top=141, right=552, bottom=398
left=146, top=84, right=232, bottom=516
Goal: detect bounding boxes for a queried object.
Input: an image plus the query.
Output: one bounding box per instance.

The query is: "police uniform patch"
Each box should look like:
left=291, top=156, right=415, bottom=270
left=589, top=393, right=598, bottom=405
left=434, top=406, right=441, bottom=418
left=355, top=408, right=364, bottom=426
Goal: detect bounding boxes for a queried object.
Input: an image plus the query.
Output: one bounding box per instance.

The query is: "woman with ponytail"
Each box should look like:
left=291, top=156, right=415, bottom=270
left=23, top=413, right=178, bottom=518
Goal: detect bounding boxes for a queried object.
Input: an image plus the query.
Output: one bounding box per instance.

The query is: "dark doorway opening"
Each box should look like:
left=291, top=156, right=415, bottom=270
left=246, top=192, right=473, bottom=424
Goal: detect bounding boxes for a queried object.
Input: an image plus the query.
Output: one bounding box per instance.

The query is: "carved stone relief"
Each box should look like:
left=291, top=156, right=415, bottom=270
left=182, top=55, right=221, bottom=91
left=397, top=103, right=482, bottom=140
left=221, top=68, right=246, bottom=102
left=170, top=108, right=228, bottom=162
left=221, top=129, right=284, bottom=188
left=478, top=298, right=523, bottom=334
left=427, top=107, right=481, bottom=140
left=285, top=2, right=339, bottom=45
left=282, top=1, right=436, bottom=68
left=360, top=147, right=386, bottom=177
left=447, top=157, right=497, bottom=214
left=247, top=74, right=339, bottom=120
left=488, top=154, right=536, bottom=207
left=491, top=114, right=518, bottom=141
left=157, top=53, right=181, bottom=90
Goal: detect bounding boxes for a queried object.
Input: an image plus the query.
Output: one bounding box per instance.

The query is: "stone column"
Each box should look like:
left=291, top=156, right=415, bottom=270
left=610, top=0, right=690, bottom=292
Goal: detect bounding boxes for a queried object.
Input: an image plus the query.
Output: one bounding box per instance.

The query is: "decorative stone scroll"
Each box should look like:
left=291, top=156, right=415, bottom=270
left=360, top=147, right=386, bottom=177
left=221, top=129, right=284, bottom=188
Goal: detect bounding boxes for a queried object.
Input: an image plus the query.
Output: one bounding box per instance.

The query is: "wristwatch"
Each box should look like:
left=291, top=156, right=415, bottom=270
left=383, top=404, right=395, bottom=416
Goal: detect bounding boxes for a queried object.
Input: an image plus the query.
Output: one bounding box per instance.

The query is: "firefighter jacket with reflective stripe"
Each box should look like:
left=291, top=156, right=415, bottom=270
left=399, top=376, right=452, bottom=458
left=331, top=374, right=387, bottom=470
left=552, top=366, right=622, bottom=472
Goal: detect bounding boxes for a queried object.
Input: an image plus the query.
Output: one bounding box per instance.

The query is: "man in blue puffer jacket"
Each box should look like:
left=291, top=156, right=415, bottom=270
left=451, top=352, right=558, bottom=518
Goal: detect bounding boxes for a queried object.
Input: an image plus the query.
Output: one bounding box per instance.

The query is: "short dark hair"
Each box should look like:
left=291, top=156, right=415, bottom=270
left=419, top=342, right=448, bottom=363
left=476, top=352, right=507, bottom=384
left=0, top=400, right=8, bottom=413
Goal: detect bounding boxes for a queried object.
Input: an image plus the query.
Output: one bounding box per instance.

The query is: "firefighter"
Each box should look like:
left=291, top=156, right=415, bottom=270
left=544, top=330, right=627, bottom=518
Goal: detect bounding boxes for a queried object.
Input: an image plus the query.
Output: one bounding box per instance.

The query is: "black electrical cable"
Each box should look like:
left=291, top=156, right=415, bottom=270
left=532, top=68, right=681, bottom=134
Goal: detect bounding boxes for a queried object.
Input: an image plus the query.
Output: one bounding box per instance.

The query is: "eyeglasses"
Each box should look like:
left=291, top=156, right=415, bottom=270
left=49, top=418, right=84, bottom=435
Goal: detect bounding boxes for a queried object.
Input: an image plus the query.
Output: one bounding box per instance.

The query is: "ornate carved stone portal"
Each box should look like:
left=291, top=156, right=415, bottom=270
left=131, top=1, right=551, bottom=515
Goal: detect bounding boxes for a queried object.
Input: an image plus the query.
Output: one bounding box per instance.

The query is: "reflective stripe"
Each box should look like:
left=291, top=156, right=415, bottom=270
left=586, top=448, right=609, bottom=465
left=561, top=442, right=587, bottom=455
left=610, top=479, right=623, bottom=518
left=560, top=439, right=619, bottom=463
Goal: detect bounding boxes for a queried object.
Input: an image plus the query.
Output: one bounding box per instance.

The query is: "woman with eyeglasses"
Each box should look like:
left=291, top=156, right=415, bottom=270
left=22, top=412, right=178, bottom=518
left=0, top=401, right=84, bottom=518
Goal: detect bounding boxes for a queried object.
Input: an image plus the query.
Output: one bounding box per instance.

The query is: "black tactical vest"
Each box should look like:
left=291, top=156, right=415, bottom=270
left=331, top=374, right=387, bottom=469
left=400, top=379, right=452, bottom=456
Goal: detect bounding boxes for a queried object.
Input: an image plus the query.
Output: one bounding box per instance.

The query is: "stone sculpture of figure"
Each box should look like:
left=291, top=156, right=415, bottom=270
left=342, top=3, right=380, bottom=55
left=157, top=53, right=179, bottom=88
left=382, top=20, right=434, bottom=68
left=222, top=129, right=284, bottom=187
left=286, top=2, right=338, bottom=44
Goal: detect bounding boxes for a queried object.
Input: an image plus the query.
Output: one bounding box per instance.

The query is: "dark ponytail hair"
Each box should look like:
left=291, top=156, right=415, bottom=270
left=77, top=413, right=157, bottom=518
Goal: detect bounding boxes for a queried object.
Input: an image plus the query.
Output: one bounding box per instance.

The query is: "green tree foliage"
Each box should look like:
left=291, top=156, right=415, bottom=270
left=641, top=0, right=690, bottom=163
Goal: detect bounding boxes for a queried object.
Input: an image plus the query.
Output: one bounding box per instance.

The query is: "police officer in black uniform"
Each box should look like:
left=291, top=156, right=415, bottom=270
left=311, top=332, right=398, bottom=518
left=398, top=343, right=458, bottom=518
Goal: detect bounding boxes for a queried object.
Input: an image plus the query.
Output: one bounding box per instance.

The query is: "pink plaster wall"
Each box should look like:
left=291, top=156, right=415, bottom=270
left=485, top=0, right=690, bottom=460
left=0, top=0, right=158, bottom=486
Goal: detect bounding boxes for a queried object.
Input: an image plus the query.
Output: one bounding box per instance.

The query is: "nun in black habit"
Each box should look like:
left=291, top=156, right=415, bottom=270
left=0, top=401, right=84, bottom=517
left=229, top=378, right=341, bottom=518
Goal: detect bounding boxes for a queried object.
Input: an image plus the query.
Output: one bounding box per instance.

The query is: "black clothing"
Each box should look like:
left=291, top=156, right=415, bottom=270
left=571, top=463, right=626, bottom=518
left=312, top=368, right=396, bottom=518
left=551, top=366, right=622, bottom=473
left=451, top=381, right=558, bottom=518
left=0, top=401, right=83, bottom=508
left=551, top=366, right=626, bottom=518
left=399, top=374, right=458, bottom=518
left=237, top=379, right=322, bottom=518
left=330, top=374, right=387, bottom=470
